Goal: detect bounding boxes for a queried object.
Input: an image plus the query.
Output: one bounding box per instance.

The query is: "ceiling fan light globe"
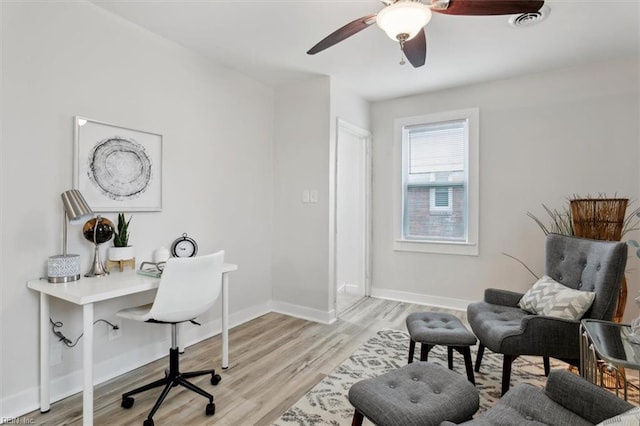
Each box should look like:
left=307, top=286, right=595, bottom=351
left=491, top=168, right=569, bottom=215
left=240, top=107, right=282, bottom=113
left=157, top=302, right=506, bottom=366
left=376, top=1, right=432, bottom=41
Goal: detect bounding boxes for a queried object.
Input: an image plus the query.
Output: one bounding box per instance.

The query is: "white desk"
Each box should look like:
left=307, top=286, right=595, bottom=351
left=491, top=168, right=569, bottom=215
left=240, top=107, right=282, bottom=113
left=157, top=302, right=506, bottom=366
left=27, top=263, right=237, bottom=426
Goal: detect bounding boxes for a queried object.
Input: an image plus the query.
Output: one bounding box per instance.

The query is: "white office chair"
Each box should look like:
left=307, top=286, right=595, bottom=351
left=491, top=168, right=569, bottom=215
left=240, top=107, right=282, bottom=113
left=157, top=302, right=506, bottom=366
left=118, top=251, right=224, bottom=426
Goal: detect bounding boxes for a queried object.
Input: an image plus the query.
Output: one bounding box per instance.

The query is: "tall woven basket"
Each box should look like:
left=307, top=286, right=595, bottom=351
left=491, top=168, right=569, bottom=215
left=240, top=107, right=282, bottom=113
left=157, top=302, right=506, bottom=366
left=570, top=198, right=629, bottom=389
left=570, top=198, right=628, bottom=323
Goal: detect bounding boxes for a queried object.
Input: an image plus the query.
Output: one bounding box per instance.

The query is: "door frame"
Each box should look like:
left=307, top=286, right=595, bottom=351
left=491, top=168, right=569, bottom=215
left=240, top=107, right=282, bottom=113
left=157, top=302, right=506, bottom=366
left=331, top=118, right=372, bottom=316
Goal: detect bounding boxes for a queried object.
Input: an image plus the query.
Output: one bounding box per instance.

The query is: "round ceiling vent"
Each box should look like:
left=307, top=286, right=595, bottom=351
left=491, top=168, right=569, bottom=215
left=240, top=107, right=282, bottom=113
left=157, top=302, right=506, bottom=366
left=509, top=5, right=550, bottom=28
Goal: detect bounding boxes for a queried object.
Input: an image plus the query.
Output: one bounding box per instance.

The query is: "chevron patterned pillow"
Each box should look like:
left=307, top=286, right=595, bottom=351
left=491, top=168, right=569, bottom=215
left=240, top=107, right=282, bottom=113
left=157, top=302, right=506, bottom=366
left=518, top=275, right=560, bottom=314
left=518, top=275, right=596, bottom=320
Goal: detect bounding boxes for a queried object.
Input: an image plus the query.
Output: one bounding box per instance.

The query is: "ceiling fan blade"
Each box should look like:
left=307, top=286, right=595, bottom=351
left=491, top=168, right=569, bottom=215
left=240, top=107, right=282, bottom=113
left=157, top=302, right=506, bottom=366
left=433, top=0, right=544, bottom=15
left=307, top=14, right=377, bottom=55
left=404, top=28, right=426, bottom=68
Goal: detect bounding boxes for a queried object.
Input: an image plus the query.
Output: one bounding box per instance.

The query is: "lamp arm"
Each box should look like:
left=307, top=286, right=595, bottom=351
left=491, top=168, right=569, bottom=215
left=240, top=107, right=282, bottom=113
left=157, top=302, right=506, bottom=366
left=63, top=206, right=68, bottom=256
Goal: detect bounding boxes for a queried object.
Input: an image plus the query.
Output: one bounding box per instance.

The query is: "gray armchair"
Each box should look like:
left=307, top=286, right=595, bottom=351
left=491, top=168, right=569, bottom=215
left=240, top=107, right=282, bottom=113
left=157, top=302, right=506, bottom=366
left=467, top=233, right=627, bottom=395
left=441, top=369, right=634, bottom=426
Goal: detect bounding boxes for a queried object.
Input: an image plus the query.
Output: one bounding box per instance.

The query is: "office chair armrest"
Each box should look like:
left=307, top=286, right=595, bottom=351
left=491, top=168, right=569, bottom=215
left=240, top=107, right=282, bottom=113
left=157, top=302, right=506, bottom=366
left=484, top=288, right=524, bottom=307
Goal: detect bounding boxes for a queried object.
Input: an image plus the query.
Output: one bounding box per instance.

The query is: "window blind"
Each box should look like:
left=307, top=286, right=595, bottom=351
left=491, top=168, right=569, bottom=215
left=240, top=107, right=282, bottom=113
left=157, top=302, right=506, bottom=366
left=407, top=120, right=466, bottom=177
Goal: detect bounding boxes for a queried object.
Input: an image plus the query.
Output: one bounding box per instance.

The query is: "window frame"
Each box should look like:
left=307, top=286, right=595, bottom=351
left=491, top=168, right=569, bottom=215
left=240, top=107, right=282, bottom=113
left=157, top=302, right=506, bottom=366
left=393, top=108, right=479, bottom=256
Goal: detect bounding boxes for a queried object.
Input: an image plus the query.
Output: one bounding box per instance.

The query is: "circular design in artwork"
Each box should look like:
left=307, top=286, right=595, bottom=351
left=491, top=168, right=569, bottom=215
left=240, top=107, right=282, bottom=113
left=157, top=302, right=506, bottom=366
left=88, top=137, right=152, bottom=200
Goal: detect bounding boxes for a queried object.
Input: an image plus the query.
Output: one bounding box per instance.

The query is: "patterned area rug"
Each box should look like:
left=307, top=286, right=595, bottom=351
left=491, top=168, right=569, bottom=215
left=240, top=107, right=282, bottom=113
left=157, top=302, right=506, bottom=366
left=273, top=329, right=600, bottom=425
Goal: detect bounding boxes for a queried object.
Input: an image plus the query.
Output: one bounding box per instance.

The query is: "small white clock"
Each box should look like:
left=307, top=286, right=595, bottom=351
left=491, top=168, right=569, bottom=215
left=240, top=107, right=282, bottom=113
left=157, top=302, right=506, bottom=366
left=170, top=233, right=198, bottom=258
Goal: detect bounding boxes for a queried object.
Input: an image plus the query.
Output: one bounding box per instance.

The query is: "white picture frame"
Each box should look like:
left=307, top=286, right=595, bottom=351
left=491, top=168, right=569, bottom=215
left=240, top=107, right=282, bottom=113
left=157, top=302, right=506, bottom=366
left=74, top=116, right=162, bottom=212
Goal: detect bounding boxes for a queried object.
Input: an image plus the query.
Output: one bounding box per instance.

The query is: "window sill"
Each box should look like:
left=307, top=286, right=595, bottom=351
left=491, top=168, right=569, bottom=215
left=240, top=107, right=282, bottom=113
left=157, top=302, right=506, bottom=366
left=393, top=239, right=478, bottom=256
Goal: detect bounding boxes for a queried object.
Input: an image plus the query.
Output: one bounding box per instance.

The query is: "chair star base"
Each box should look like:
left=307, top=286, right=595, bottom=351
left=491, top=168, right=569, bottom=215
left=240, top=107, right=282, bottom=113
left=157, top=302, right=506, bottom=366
left=120, top=326, right=221, bottom=425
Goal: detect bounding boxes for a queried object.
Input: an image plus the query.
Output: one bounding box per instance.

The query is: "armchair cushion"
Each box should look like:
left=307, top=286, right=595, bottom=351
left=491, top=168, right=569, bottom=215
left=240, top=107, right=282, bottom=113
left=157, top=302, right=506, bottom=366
left=518, top=275, right=596, bottom=320
left=467, top=382, right=593, bottom=426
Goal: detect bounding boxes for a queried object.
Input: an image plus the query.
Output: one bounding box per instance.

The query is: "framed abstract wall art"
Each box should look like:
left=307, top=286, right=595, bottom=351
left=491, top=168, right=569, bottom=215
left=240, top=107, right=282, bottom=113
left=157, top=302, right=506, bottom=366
left=73, top=116, right=162, bottom=212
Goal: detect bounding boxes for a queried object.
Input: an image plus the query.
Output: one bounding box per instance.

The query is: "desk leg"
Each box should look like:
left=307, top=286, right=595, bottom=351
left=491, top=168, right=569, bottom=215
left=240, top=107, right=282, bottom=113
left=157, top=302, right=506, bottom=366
left=82, top=303, right=94, bottom=426
left=222, top=272, right=229, bottom=369
left=40, top=293, right=50, bottom=413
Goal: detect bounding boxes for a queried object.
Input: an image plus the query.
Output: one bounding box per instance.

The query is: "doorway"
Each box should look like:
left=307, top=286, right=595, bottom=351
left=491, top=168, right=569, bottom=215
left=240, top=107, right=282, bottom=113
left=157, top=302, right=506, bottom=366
left=335, top=119, right=371, bottom=315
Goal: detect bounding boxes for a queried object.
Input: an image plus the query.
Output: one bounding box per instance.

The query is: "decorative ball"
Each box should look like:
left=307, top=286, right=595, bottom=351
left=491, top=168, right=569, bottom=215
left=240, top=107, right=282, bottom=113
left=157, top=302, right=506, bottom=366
left=83, top=217, right=114, bottom=244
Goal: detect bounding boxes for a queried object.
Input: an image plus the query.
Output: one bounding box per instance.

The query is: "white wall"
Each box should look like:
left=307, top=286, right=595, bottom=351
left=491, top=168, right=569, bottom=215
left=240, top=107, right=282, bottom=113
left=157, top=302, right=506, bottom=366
left=1, top=1, right=274, bottom=418
left=271, top=77, right=370, bottom=322
left=272, top=77, right=332, bottom=321
left=371, top=58, right=640, bottom=317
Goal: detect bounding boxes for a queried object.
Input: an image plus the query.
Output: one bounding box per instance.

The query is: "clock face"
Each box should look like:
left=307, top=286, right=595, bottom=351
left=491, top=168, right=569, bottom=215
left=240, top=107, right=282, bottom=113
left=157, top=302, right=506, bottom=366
left=171, top=234, right=198, bottom=258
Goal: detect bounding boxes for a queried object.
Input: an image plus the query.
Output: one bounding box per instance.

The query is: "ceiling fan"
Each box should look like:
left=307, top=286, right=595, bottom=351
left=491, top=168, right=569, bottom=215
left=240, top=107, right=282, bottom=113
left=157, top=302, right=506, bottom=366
left=307, top=0, right=545, bottom=68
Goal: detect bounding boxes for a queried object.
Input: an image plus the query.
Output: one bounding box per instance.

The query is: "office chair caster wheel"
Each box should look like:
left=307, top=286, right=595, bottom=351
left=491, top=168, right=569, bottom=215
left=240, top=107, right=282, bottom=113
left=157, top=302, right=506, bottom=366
left=143, top=419, right=154, bottom=426
left=121, top=396, right=134, bottom=409
left=211, top=374, right=222, bottom=385
left=206, top=402, right=215, bottom=416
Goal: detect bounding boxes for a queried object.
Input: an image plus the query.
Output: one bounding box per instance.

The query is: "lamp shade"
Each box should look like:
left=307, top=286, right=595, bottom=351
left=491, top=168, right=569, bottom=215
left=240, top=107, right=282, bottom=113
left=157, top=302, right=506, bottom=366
left=376, top=1, right=432, bottom=41
left=61, top=189, right=93, bottom=224
left=48, top=189, right=94, bottom=283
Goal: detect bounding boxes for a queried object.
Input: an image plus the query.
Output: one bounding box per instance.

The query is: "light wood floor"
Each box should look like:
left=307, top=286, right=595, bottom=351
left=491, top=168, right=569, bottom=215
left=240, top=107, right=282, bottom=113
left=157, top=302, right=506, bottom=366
left=26, top=298, right=462, bottom=425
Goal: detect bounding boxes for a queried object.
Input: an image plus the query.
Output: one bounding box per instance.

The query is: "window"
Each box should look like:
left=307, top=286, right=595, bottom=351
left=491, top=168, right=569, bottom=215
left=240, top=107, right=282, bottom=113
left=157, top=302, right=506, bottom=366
left=394, top=108, right=479, bottom=255
left=430, top=186, right=452, bottom=213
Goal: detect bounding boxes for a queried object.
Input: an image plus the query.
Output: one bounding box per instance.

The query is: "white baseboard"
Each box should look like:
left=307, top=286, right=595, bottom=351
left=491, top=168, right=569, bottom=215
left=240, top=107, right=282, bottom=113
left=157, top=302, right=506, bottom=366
left=338, top=283, right=362, bottom=296
left=271, top=300, right=336, bottom=324
left=181, top=301, right=271, bottom=348
left=5, top=293, right=468, bottom=421
left=1, top=339, right=170, bottom=423
left=370, top=288, right=473, bottom=312
left=0, top=301, right=272, bottom=422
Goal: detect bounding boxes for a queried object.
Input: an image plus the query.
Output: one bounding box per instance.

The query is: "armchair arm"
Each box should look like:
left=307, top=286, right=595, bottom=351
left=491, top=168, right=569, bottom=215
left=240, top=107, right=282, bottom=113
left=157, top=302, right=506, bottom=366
left=484, top=288, right=524, bottom=307
left=544, top=369, right=633, bottom=424
left=501, top=315, right=582, bottom=360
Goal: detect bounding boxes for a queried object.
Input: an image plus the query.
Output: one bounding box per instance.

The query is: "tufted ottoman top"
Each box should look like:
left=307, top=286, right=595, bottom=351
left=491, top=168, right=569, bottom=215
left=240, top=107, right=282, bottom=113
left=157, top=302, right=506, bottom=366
left=406, top=312, right=477, bottom=346
left=348, top=362, right=479, bottom=426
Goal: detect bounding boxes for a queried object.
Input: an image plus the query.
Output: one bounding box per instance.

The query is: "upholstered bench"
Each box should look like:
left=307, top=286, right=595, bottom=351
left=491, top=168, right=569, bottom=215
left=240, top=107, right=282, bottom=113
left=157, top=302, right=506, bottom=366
left=348, top=362, right=479, bottom=426
left=406, top=312, right=477, bottom=384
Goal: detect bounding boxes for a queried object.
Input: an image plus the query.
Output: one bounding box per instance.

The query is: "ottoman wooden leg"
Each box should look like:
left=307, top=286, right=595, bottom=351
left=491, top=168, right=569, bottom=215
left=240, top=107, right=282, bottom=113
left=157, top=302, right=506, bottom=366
left=420, top=343, right=434, bottom=362
left=352, top=409, right=364, bottom=426
left=475, top=344, right=485, bottom=373
left=447, top=346, right=454, bottom=370
left=408, top=340, right=416, bottom=364
left=462, top=347, right=475, bottom=384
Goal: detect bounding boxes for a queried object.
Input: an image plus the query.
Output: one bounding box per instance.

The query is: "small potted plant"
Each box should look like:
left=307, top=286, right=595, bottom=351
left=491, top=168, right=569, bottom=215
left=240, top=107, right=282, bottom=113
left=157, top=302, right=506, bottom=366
left=107, top=213, right=134, bottom=261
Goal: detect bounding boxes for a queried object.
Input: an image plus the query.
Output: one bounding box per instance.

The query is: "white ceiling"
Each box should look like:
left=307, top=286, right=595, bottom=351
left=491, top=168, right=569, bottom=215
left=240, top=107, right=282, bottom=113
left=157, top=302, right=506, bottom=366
left=91, top=0, right=640, bottom=101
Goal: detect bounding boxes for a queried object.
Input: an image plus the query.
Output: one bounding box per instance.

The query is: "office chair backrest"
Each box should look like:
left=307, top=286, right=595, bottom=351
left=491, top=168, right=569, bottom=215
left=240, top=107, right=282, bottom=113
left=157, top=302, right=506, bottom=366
left=149, top=251, right=224, bottom=323
left=545, top=234, right=627, bottom=321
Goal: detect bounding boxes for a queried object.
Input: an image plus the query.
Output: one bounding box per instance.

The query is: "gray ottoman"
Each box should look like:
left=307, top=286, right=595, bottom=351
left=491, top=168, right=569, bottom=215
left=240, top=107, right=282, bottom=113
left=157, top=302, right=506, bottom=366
left=348, top=362, right=479, bottom=426
left=406, top=312, right=477, bottom=384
